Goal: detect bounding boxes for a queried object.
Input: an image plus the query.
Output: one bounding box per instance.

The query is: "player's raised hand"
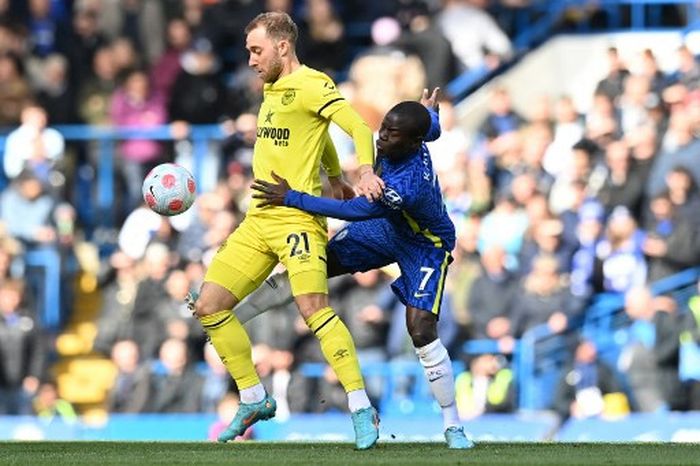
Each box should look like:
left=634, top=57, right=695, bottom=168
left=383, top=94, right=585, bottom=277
left=328, top=175, right=356, bottom=200
left=357, top=165, right=385, bottom=201
left=420, top=87, right=440, bottom=111
left=251, top=171, right=291, bottom=207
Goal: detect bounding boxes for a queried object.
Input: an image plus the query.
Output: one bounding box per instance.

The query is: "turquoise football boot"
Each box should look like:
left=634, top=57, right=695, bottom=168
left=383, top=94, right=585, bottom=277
left=185, top=290, right=199, bottom=315
left=444, top=426, right=475, bottom=449
left=218, top=395, right=277, bottom=442
left=351, top=406, right=379, bottom=450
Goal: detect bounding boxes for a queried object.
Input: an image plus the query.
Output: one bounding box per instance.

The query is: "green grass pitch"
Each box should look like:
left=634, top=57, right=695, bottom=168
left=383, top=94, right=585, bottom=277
left=1, top=442, right=699, bottom=465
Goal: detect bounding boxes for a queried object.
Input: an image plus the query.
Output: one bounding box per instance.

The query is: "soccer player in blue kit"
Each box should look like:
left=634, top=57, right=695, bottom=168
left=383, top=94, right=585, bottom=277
left=250, top=89, right=474, bottom=449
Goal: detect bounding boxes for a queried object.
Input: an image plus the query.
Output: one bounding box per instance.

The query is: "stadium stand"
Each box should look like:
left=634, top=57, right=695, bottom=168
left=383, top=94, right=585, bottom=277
left=1, top=0, right=700, bottom=441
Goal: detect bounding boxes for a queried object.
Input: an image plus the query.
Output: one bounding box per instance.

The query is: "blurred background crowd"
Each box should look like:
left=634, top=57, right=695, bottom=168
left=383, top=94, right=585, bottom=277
left=1, top=0, right=700, bottom=436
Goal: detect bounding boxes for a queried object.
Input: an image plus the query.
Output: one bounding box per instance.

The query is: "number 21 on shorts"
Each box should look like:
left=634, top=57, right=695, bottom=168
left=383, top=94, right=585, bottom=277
left=287, top=232, right=310, bottom=257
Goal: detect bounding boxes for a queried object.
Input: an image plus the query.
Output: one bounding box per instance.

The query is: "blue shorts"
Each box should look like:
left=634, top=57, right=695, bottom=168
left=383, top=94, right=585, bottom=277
left=328, top=219, right=452, bottom=316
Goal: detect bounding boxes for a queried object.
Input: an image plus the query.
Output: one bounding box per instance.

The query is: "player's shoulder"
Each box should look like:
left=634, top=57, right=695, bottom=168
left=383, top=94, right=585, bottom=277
left=296, top=66, right=337, bottom=90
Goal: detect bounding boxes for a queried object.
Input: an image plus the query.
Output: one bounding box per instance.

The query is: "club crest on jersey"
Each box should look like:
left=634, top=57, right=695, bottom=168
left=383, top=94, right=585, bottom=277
left=381, top=187, right=403, bottom=210
left=281, top=90, right=296, bottom=105
left=333, top=228, right=349, bottom=242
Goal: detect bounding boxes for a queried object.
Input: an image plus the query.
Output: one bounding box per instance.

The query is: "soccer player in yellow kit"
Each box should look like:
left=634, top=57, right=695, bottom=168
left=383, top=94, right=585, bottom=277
left=190, top=12, right=384, bottom=449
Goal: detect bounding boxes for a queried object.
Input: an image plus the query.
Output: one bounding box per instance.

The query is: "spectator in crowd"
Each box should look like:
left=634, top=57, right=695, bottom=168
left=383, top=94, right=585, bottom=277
left=147, top=338, right=203, bottom=413
left=129, top=243, right=172, bottom=360
left=597, top=140, right=644, bottom=218
left=66, top=4, right=108, bottom=87
left=510, top=254, right=579, bottom=338
left=109, top=68, right=168, bottom=211
left=663, top=166, right=700, bottom=229
left=668, top=45, right=700, bottom=90
left=680, top=282, right=700, bottom=410
left=651, top=295, right=687, bottom=411
left=332, top=270, right=390, bottom=405
left=0, top=169, right=56, bottom=247
left=117, top=202, right=171, bottom=260
left=151, top=18, right=191, bottom=103
left=455, top=354, right=514, bottom=419
left=296, top=0, right=347, bottom=77
left=425, top=99, right=469, bottom=175
left=0, top=53, right=33, bottom=126
left=168, top=39, right=226, bottom=123
left=78, top=45, right=119, bottom=125
left=570, top=200, right=605, bottom=299
left=543, top=96, right=585, bottom=178
left=393, top=2, right=456, bottom=90
left=437, top=0, right=512, bottom=72
left=477, top=193, right=528, bottom=267
left=479, top=86, right=523, bottom=141
left=34, top=53, right=78, bottom=124
left=642, top=192, right=700, bottom=282
left=105, top=339, right=151, bottom=413
left=33, top=381, right=77, bottom=423
left=0, top=279, right=44, bottom=415
left=156, top=269, right=206, bottom=361
left=200, top=343, right=231, bottom=414
left=348, top=16, right=426, bottom=129
left=93, top=251, right=139, bottom=355
left=618, top=287, right=680, bottom=412
left=4, top=104, right=65, bottom=182
left=467, top=246, right=518, bottom=343
left=647, top=109, right=700, bottom=197
left=26, top=0, right=70, bottom=59
left=98, top=0, right=165, bottom=66
left=593, top=206, right=646, bottom=294
left=595, top=47, right=629, bottom=102
left=447, top=216, right=482, bottom=334
left=553, top=339, right=627, bottom=421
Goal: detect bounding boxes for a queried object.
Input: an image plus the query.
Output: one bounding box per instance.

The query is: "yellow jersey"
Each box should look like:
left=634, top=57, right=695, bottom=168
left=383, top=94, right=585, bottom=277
left=249, top=65, right=347, bottom=218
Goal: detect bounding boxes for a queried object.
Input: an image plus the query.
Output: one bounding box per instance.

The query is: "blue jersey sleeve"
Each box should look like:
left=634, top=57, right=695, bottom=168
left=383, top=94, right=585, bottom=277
left=284, top=191, right=387, bottom=220
left=425, top=108, right=441, bottom=142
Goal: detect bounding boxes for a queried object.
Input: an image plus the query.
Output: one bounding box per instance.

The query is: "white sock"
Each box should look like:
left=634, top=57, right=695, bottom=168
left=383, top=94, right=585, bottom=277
left=239, top=382, right=266, bottom=404
left=415, top=339, right=461, bottom=431
left=347, top=388, right=372, bottom=413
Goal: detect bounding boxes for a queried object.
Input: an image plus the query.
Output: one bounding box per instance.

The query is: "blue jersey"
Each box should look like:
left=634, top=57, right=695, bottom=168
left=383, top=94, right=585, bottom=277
left=284, top=108, right=455, bottom=253
left=283, top=108, right=455, bottom=314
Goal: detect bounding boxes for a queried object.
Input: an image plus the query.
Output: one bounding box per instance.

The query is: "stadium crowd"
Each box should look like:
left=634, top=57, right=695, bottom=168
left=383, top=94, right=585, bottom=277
left=1, top=0, right=700, bottom=431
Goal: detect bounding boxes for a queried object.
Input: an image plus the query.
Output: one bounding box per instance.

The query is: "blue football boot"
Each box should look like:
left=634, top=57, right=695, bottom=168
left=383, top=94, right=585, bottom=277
left=444, top=426, right=475, bottom=449
left=351, top=406, right=380, bottom=450
left=218, top=395, right=277, bottom=442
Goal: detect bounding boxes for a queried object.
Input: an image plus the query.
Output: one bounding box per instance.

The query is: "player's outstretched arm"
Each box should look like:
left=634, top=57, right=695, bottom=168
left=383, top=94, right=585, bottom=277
left=329, top=106, right=385, bottom=201
left=252, top=172, right=386, bottom=221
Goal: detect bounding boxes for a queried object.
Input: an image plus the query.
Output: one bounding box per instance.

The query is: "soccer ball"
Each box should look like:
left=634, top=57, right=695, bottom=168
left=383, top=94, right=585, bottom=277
left=142, top=163, right=196, bottom=216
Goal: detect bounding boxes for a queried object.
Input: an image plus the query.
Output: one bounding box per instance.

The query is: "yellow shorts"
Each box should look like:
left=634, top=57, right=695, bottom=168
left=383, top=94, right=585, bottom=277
left=204, top=213, right=329, bottom=300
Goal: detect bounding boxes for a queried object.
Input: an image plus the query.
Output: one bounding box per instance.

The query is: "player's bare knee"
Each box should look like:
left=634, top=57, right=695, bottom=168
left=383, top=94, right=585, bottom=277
left=406, top=309, right=438, bottom=348
left=295, top=293, right=329, bottom=320
left=193, top=298, right=217, bottom=318
left=409, top=327, right=437, bottom=348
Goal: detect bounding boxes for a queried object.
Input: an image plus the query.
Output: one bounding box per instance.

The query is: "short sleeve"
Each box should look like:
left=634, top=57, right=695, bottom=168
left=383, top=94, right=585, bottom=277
left=302, top=72, right=346, bottom=119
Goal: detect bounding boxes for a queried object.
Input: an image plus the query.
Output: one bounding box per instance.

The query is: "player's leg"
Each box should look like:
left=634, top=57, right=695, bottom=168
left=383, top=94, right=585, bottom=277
left=233, top=245, right=351, bottom=324
left=192, top=218, right=278, bottom=441
left=278, top=219, right=379, bottom=449
left=395, top=249, right=474, bottom=449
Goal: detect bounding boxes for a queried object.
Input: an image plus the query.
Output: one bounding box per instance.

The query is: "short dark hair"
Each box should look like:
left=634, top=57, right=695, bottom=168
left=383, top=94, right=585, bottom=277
left=572, top=138, right=599, bottom=157
left=388, top=101, right=431, bottom=140
left=245, top=12, right=298, bottom=45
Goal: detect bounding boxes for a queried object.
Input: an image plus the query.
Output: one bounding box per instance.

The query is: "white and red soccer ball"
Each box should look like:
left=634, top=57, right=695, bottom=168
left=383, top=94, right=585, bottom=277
left=142, top=163, right=196, bottom=216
